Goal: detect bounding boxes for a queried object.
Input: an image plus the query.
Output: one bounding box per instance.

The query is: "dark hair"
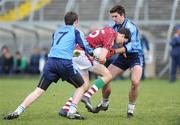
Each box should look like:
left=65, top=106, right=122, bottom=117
left=119, top=28, right=131, bottom=42
left=1, top=45, right=8, bottom=51
left=64, top=11, right=78, bottom=25
left=16, top=51, right=21, bottom=55
left=110, top=5, right=125, bottom=16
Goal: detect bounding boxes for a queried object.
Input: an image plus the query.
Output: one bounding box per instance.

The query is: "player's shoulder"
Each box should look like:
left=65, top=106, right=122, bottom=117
left=57, top=25, right=75, bottom=36
left=125, top=18, right=138, bottom=32
left=74, top=28, right=85, bottom=36
left=59, top=25, right=74, bottom=30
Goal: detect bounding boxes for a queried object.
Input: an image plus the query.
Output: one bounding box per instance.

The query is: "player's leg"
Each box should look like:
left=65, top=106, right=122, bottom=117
left=82, top=63, right=112, bottom=99
left=65, top=71, right=87, bottom=120
left=53, top=58, right=87, bottom=120
left=59, top=70, right=90, bottom=117
left=127, top=65, right=142, bottom=118
left=81, top=63, right=113, bottom=112
left=4, top=77, right=52, bottom=120
left=93, top=64, right=124, bottom=113
left=60, top=51, right=92, bottom=117
left=81, top=63, right=112, bottom=112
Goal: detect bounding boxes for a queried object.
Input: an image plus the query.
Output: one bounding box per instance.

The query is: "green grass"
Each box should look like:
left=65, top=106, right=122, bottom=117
left=0, top=77, right=180, bottom=125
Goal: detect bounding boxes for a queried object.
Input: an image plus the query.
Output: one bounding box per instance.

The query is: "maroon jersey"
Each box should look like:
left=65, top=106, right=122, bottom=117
left=86, top=27, right=117, bottom=50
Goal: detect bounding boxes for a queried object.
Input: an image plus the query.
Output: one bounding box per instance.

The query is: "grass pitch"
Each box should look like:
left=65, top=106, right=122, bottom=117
left=0, top=77, right=180, bottom=125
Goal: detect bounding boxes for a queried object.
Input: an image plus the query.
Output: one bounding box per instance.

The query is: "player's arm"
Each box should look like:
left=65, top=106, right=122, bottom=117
left=106, top=46, right=126, bottom=59
left=75, top=29, right=93, bottom=56
left=114, top=46, right=126, bottom=54
left=110, top=27, right=135, bottom=57
left=123, top=26, right=136, bottom=52
left=98, top=48, right=109, bottom=64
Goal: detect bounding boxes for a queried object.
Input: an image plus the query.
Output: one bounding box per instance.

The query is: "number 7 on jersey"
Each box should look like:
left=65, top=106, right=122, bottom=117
left=52, top=31, right=68, bottom=46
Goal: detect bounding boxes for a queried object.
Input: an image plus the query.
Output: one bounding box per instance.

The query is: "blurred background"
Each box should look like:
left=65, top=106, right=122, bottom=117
left=0, top=0, right=179, bottom=81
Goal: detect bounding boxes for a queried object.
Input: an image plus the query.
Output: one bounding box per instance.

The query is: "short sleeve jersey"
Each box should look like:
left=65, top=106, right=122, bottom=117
left=110, top=18, right=142, bottom=54
left=48, top=25, right=93, bottom=60
left=86, top=27, right=117, bottom=50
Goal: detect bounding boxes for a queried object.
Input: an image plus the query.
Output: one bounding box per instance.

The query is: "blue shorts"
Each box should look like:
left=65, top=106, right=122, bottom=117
left=112, top=52, right=143, bottom=71
left=38, top=57, right=84, bottom=90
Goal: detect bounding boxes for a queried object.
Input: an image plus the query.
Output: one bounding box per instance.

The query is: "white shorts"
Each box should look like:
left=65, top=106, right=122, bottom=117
left=73, top=50, right=99, bottom=75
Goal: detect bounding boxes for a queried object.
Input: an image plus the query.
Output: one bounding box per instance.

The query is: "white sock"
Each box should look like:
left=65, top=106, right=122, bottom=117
left=68, top=103, right=77, bottom=114
left=101, top=98, right=109, bottom=107
left=128, top=103, right=135, bottom=113
left=14, top=105, right=25, bottom=115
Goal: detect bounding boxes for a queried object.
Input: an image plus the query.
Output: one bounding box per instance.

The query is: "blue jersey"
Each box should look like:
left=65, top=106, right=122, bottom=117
left=170, top=35, right=180, bottom=56
left=48, top=25, right=93, bottom=60
left=110, top=18, right=142, bottom=55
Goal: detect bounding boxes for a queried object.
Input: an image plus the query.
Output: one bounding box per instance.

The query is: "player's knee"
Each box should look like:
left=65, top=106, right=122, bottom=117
left=103, top=70, right=113, bottom=83
left=131, top=80, right=140, bottom=88
left=34, top=88, right=45, bottom=96
left=83, top=82, right=90, bottom=91
left=78, top=83, right=87, bottom=92
left=104, top=70, right=112, bottom=78
left=108, top=73, right=113, bottom=83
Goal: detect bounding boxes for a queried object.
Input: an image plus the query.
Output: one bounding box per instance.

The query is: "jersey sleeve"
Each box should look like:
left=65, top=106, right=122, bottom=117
left=124, top=26, right=136, bottom=52
left=75, top=29, right=93, bottom=55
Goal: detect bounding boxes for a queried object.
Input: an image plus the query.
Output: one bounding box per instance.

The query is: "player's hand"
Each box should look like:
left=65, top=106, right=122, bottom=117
left=73, top=50, right=81, bottom=57
left=94, top=57, right=106, bottom=64
left=123, top=53, right=127, bottom=58
left=110, top=49, right=116, bottom=56
left=106, top=49, right=115, bottom=59
left=93, top=54, right=100, bottom=60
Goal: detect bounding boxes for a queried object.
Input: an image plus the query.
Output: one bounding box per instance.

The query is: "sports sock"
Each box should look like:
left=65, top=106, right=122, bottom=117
left=14, top=105, right=25, bottom=115
left=62, top=97, right=72, bottom=112
left=101, top=98, right=109, bottom=107
left=68, top=103, right=77, bottom=114
left=128, top=103, right=135, bottom=113
left=84, top=78, right=105, bottom=98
